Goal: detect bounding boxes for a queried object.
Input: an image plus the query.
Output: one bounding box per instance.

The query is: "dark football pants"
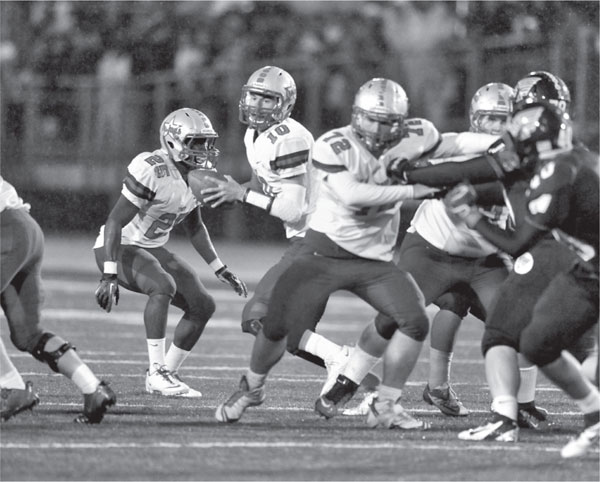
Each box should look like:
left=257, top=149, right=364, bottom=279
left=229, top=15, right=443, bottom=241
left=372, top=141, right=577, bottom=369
left=520, top=262, right=599, bottom=367
left=241, top=236, right=311, bottom=324
left=374, top=231, right=507, bottom=332
left=0, top=208, right=46, bottom=352
left=94, top=244, right=215, bottom=320
left=482, top=238, right=584, bottom=355
left=263, top=252, right=429, bottom=350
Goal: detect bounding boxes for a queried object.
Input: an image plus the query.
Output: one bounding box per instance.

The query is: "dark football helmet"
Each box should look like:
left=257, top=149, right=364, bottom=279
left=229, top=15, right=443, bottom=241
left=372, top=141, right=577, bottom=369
left=513, top=71, right=571, bottom=113
left=505, top=101, right=573, bottom=168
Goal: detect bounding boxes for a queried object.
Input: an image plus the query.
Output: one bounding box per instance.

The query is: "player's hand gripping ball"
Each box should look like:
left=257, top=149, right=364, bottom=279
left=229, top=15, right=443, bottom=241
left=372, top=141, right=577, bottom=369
left=187, top=169, right=228, bottom=206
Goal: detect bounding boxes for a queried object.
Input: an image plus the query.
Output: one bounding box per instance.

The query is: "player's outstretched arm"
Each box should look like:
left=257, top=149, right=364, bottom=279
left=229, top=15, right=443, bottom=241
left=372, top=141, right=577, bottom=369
left=182, top=208, right=248, bottom=297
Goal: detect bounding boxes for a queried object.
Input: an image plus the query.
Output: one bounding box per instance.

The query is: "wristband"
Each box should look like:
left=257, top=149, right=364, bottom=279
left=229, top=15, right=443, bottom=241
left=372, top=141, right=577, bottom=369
left=244, top=189, right=275, bottom=213
left=103, top=261, right=118, bottom=275
left=209, top=258, right=225, bottom=272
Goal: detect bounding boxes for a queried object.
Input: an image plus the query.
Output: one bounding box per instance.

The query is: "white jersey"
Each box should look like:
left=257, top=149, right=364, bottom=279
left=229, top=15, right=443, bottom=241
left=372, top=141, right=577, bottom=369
left=244, top=117, right=315, bottom=238
left=94, top=149, right=198, bottom=249
left=408, top=132, right=506, bottom=257
left=0, top=176, right=30, bottom=212
left=310, top=119, right=441, bottom=261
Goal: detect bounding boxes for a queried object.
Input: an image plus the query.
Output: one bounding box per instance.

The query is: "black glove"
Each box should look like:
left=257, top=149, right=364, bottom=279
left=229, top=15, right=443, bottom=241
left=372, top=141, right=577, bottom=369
left=386, top=157, right=411, bottom=184
left=215, top=266, right=248, bottom=297
left=487, top=134, right=521, bottom=173
left=95, top=274, right=119, bottom=312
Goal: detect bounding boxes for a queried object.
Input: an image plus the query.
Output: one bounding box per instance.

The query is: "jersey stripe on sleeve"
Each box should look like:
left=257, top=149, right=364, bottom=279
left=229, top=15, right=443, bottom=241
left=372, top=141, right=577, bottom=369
left=123, top=173, right=156, bottom=201
left=270, top=149, right=310, bottom=171
left=313, top=159, right=347, bottom=173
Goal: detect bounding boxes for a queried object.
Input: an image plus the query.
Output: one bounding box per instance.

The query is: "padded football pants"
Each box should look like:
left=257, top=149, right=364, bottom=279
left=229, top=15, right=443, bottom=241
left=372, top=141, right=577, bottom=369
left=0, top=208, right=47, bottom=352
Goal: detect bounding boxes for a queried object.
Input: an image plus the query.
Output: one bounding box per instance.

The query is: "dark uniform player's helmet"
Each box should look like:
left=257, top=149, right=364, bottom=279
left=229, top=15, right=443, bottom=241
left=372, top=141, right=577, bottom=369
left=513, top=71, right=571, bottom=114
left=506, top=102, right=573, bottom=169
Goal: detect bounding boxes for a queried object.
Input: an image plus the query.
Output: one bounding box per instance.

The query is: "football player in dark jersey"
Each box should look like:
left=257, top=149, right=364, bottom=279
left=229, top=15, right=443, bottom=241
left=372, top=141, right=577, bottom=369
left=443, top=103, right=599, bottom=456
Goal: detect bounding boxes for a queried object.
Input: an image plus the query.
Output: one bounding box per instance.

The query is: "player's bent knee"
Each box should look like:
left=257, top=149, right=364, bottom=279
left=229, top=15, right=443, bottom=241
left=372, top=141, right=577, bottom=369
left=186, top=294, right=216, bottom=323
left=481, top=328, right=519, bottom=356
left=261, top=317, right=288, bottom=342
left=374, top=315, right=397, bottom=340
left=30, top=332, right=75, bottom=373
left=519, top=336, right=560, bottom=367
left=396, top=314, right=429, bottom=342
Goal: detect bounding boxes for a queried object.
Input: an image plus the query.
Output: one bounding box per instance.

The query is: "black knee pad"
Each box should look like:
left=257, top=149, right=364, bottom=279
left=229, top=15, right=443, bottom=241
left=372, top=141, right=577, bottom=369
left=31, top=332, right=75, bottom=373
left=481, top=327, right=519, bottom=356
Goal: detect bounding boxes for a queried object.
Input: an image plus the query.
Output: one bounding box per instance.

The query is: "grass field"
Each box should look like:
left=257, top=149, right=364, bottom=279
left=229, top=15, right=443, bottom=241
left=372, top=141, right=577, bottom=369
left=1, top=236, right=598, bottom=481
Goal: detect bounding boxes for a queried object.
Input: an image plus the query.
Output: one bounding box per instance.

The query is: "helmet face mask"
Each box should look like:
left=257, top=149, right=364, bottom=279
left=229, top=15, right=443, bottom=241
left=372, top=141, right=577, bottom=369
left=469, top=82, right=514, bottom=135
left=160, top=108, right=220, bottom=170
left=351, top=78, right=409, bottom=155
left=513, top=71, right=571, bottom=114
left=239, top=66, right=297, bottom=130
left=506, top=102, right=573, bottom=169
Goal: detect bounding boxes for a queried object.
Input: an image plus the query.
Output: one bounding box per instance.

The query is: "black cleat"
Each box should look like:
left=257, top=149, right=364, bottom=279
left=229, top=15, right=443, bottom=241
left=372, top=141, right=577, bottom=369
left=315, top=375, right=359, bottom=419
left=517, top=401, right=548, bottom=429
left=74, top=381, right=116, bottom=424
left=1, top=381, right=40, bottom=421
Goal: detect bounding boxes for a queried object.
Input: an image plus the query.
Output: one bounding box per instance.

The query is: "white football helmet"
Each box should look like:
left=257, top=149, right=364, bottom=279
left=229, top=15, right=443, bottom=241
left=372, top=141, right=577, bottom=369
left=351, top=78, right=409, bottom=154
left=239, top=66, right=297, bottom=130
left=469, top=82, right=514, bottom=135
left=160, top=108, right=220, bottom=169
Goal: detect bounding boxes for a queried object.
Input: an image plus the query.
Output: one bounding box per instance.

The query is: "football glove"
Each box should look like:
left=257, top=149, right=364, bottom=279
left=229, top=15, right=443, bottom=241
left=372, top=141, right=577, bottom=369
left=95, top=274, right=119, bottom=313
left=386, top=157, right=411, bottom=184
left=215, top=266, right=248, bottom=297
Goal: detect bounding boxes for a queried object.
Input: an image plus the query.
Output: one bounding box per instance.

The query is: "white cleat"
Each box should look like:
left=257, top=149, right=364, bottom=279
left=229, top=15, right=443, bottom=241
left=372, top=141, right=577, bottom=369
left=343, top=391, right=378, bottom=416
left=458, top=414, right=518, bottom=442
left=145, top=363, right=189, bottom=396
left=215, top=375, right=265, bottom=423
left=171, top=373, right=203, bottom=398
left=366, top=397, right=430, bottom=430
left=561, top=421, right=600, bottom=458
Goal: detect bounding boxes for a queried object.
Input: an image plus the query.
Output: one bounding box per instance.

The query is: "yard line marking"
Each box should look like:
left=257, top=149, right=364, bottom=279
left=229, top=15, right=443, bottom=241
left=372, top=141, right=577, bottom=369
left=1, top=441, right=588, bottom=454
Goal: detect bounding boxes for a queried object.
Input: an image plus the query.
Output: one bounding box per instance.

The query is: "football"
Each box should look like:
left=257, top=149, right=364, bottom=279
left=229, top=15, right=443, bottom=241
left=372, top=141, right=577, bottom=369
left=188, top=169, right=227, bottom=206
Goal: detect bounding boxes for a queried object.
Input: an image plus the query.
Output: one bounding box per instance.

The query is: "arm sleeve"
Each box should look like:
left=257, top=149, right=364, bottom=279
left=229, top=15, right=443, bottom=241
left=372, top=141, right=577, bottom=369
left=472, top=216, right=545, bottom=257
left=327, top=170, right=415, bottom=208
left=405, top=154, right=502, bottom=186
left=434, top=132, right=499, bottom=158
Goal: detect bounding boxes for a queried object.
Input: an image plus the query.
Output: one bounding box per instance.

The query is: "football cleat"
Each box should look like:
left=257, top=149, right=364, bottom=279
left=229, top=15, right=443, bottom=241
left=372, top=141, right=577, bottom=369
left=517, top=401, right=548, bottom=429
left=458, top=412, right=519, bottom=442
left=366, top=397, right=431, bottom=430
left=215, top=375, right=265, bottom=423
left=172, top=373, right=203, bottom=398
left=423, top=383, right=469, bottom=417
left=145, top=363, right=188, bottom=396
left=0, top=381, right=40, bottom=421
left=315, top=374, right=359, bottom=419
left=561, top=421, right=600, bottom=458
left=74, top=381, right=116, bottom=424
left=343, top=390, right=378, bottom=416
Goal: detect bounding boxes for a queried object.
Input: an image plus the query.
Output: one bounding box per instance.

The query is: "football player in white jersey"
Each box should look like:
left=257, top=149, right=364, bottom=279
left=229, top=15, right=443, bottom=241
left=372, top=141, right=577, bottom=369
left=1, top=176, right=115, bottom=423
left=215, top=78, right=438, bottom=425
left=201, top=66, right=380, bottom=384
left=94, top=108, right=247, bottom=398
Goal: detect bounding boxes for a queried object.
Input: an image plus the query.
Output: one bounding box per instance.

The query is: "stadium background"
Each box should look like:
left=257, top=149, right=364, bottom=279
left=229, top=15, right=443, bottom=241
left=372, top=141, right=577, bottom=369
left=0, top=0, right=598, bottom=241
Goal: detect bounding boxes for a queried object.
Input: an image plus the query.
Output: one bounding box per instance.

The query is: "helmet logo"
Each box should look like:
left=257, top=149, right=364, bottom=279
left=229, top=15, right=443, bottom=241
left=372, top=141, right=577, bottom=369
left=163, top=118, right=182, bottom=138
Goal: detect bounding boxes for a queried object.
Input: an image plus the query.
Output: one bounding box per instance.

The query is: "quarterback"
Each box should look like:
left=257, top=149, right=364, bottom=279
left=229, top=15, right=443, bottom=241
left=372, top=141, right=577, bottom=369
left=94, top=108, right=247, bottom=398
